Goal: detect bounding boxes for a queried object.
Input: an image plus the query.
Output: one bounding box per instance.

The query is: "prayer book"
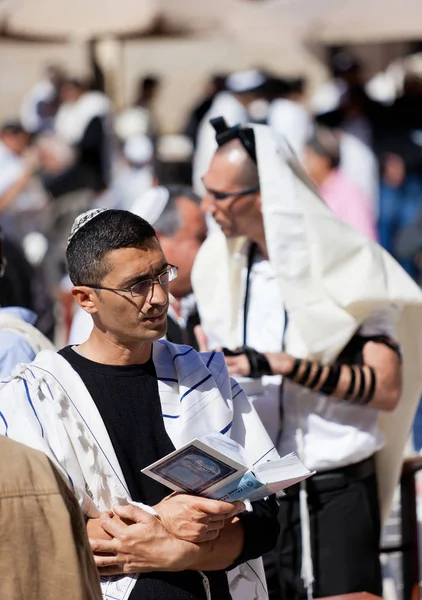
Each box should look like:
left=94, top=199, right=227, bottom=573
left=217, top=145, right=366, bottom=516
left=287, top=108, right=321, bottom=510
left=142, top=432, right=313, bottom=503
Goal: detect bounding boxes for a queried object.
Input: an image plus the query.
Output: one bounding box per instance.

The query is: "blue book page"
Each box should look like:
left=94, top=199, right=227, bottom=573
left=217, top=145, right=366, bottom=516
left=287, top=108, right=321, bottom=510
left=206, top=471, right=268, bottom=502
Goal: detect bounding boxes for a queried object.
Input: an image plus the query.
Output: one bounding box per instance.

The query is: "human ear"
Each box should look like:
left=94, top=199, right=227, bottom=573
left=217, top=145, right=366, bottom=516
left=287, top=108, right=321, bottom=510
left=71, top=286, right=99, bottom=314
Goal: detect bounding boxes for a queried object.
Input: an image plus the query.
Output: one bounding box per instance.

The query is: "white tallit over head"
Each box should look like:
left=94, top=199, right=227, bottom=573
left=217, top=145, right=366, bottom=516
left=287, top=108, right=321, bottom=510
left=192, top=123, right=422, bottom=522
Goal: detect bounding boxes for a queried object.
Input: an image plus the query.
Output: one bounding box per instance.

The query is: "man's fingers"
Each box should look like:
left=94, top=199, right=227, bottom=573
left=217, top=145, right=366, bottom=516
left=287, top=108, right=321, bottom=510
left=89, top=537, right=118, bottom=555
left=100, top=513, right=128, bottom=538
left=204, top=518, right=226, bottom=531
left=201, top=529, right=221, bottom=541
left=195, top=498, right=245, bottom=517
left=93, top=553, right=123, bottom=568
left=113, top=503, right=152, bottom=524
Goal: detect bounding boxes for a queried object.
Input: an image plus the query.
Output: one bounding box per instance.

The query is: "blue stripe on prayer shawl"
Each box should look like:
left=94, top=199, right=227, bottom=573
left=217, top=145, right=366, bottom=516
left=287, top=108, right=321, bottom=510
left=33, top=365, right=130, bottom=498
left=252, top=446, right=276, bottom=467
left=27, top=368, right=36, bottom=380
left=220, top=421, right=233, bottom=434
left=232, top=388, right=243, bottom=400
left=162, top=413, right=180, bottom=419
left=206, top=351, right=216, bottom=367
left=0, top=411, right=8, bottom=436
left=23, top=379, right=44, bottom=438
left=180, top=374, right=212, bottom=402
left=172, top=347, right=194, bottom=361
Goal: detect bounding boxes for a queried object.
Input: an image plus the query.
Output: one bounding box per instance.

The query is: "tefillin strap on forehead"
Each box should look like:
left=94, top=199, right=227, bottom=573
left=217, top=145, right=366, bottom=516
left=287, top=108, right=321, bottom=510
left=210, top=117, right=257, bottom=164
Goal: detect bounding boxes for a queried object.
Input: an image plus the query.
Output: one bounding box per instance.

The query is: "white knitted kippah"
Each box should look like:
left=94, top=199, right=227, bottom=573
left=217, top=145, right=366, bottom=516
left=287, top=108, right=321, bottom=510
left=67, top=208, right=110, bottom=248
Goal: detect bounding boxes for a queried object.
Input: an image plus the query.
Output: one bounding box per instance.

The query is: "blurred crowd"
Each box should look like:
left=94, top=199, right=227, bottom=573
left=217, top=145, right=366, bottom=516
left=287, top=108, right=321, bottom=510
left=3, top=47, right=422, bottom=600
left=3, top=51, right=422, bottom=443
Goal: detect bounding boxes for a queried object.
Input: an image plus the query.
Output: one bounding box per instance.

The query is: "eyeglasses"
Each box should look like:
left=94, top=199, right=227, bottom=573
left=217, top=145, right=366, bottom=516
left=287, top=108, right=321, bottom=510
left=207, top=185, right=260, bottom=202
left=81, top=265, right=178, bottom=298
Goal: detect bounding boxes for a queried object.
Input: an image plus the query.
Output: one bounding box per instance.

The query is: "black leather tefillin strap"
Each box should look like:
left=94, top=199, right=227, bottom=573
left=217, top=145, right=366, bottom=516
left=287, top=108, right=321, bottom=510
left=222, top=346, right=273, bottom=379
left=210, top=116, right=257, bottom=164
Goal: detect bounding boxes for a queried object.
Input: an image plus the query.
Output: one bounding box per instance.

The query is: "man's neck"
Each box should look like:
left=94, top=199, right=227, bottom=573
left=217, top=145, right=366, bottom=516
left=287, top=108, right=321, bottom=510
left=249, top=229, right=268, bottom=260
left=77, top=329, right=153, bottom=366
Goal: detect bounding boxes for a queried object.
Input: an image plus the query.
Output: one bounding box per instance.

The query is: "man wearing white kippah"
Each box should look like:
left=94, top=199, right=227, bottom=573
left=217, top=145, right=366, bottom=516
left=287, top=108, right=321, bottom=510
left=191, top=117, right=422, bottom=599
left=0, top=207, right=279, bottom=600
left=68, top=186, right=207, bottom=349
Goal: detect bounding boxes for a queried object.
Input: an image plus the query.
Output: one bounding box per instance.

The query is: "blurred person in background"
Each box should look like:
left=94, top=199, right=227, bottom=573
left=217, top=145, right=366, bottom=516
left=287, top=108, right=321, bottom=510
left=193, top=69, right=267, bottom=197
left=315, top=67, right=381, bottom=214
left=268, top=77, right=313, bottom=158
left=45, top=77, right=112, bottom=198
left=103, top=135, right=155, bottom=211
left=134, top=74, right=161, bottom=140
left=134, top=75, right=161, bottom=112
left=114, top=74, right=161, bottom=161
left=303, top=127, right=377, bottom=239
left=0, top=225, right=54, bottom=377
left=183, top=73, right=227, bottom=147
left=0, top=120, right=50, bottom=244
left=192, top=118, right=418, bottom=600
left=69, top=186, right=206, bottom=348
left=376, top=70, right=422, bottom=279
left=0, top=436, right=102, bottom=600
left=41, top=78, right=112, bottom=287
left=20, top=64, right=64, bottom=135
left=312, top=53, right=370, bottom=121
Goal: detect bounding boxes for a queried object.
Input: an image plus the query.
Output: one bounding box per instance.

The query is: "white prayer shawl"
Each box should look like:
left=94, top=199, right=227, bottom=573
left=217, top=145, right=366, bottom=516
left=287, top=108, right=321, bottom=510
left=0, top=339, right=278, bottom=600
left=0, top=313, right=55, bottom=355
left=191, top=124, right=422, bottom=524
left=55, top=91, right=111, bottom=145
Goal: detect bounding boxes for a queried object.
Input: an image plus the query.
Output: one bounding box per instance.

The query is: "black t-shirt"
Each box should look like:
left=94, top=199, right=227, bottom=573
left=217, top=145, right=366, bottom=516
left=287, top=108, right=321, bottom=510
left=59, top=346, right=232, bottom=600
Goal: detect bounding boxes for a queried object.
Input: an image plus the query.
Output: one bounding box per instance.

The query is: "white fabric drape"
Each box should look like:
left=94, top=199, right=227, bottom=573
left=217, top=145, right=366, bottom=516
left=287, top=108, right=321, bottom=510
left=192, top=124, right=422, bottom=522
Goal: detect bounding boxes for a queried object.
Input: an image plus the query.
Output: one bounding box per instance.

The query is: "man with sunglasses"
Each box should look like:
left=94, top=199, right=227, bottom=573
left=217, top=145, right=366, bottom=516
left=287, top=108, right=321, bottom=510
left=0, top=208, right=280, bottom=600
left=192, top=119, right=422, bottom=600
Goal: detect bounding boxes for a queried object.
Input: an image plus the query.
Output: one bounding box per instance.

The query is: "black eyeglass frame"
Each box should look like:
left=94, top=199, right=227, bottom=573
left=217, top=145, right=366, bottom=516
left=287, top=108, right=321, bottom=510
left=80, top=265, right=178, bottom=298
left=206, top=184, right=260, bottom=202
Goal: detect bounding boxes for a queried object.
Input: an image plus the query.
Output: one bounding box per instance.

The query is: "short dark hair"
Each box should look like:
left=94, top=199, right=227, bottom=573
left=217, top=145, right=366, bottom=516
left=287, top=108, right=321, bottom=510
left=1, top=121, right=26, bottom=136
left=66, top=210, right=157, bottom=286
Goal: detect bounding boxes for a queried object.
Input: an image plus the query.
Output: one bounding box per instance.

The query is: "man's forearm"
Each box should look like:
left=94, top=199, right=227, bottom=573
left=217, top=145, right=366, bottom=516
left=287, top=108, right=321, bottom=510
left=0, top=171, right=32, bottom=212
left=266, top=342, right=401, bottom=411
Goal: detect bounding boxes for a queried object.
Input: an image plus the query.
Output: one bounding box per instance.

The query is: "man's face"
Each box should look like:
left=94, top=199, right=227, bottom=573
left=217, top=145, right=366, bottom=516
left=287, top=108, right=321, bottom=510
left=83, top=240, right=170, bottom=345
left=158, top=197, right=206, bottom=299
left=202, top=152, right=261, bottom=238
left=1, top=131, right=29, bottom=156
left=60, top=83, right=82, bottom=104
left=302, top=146, right=330, bottom=185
